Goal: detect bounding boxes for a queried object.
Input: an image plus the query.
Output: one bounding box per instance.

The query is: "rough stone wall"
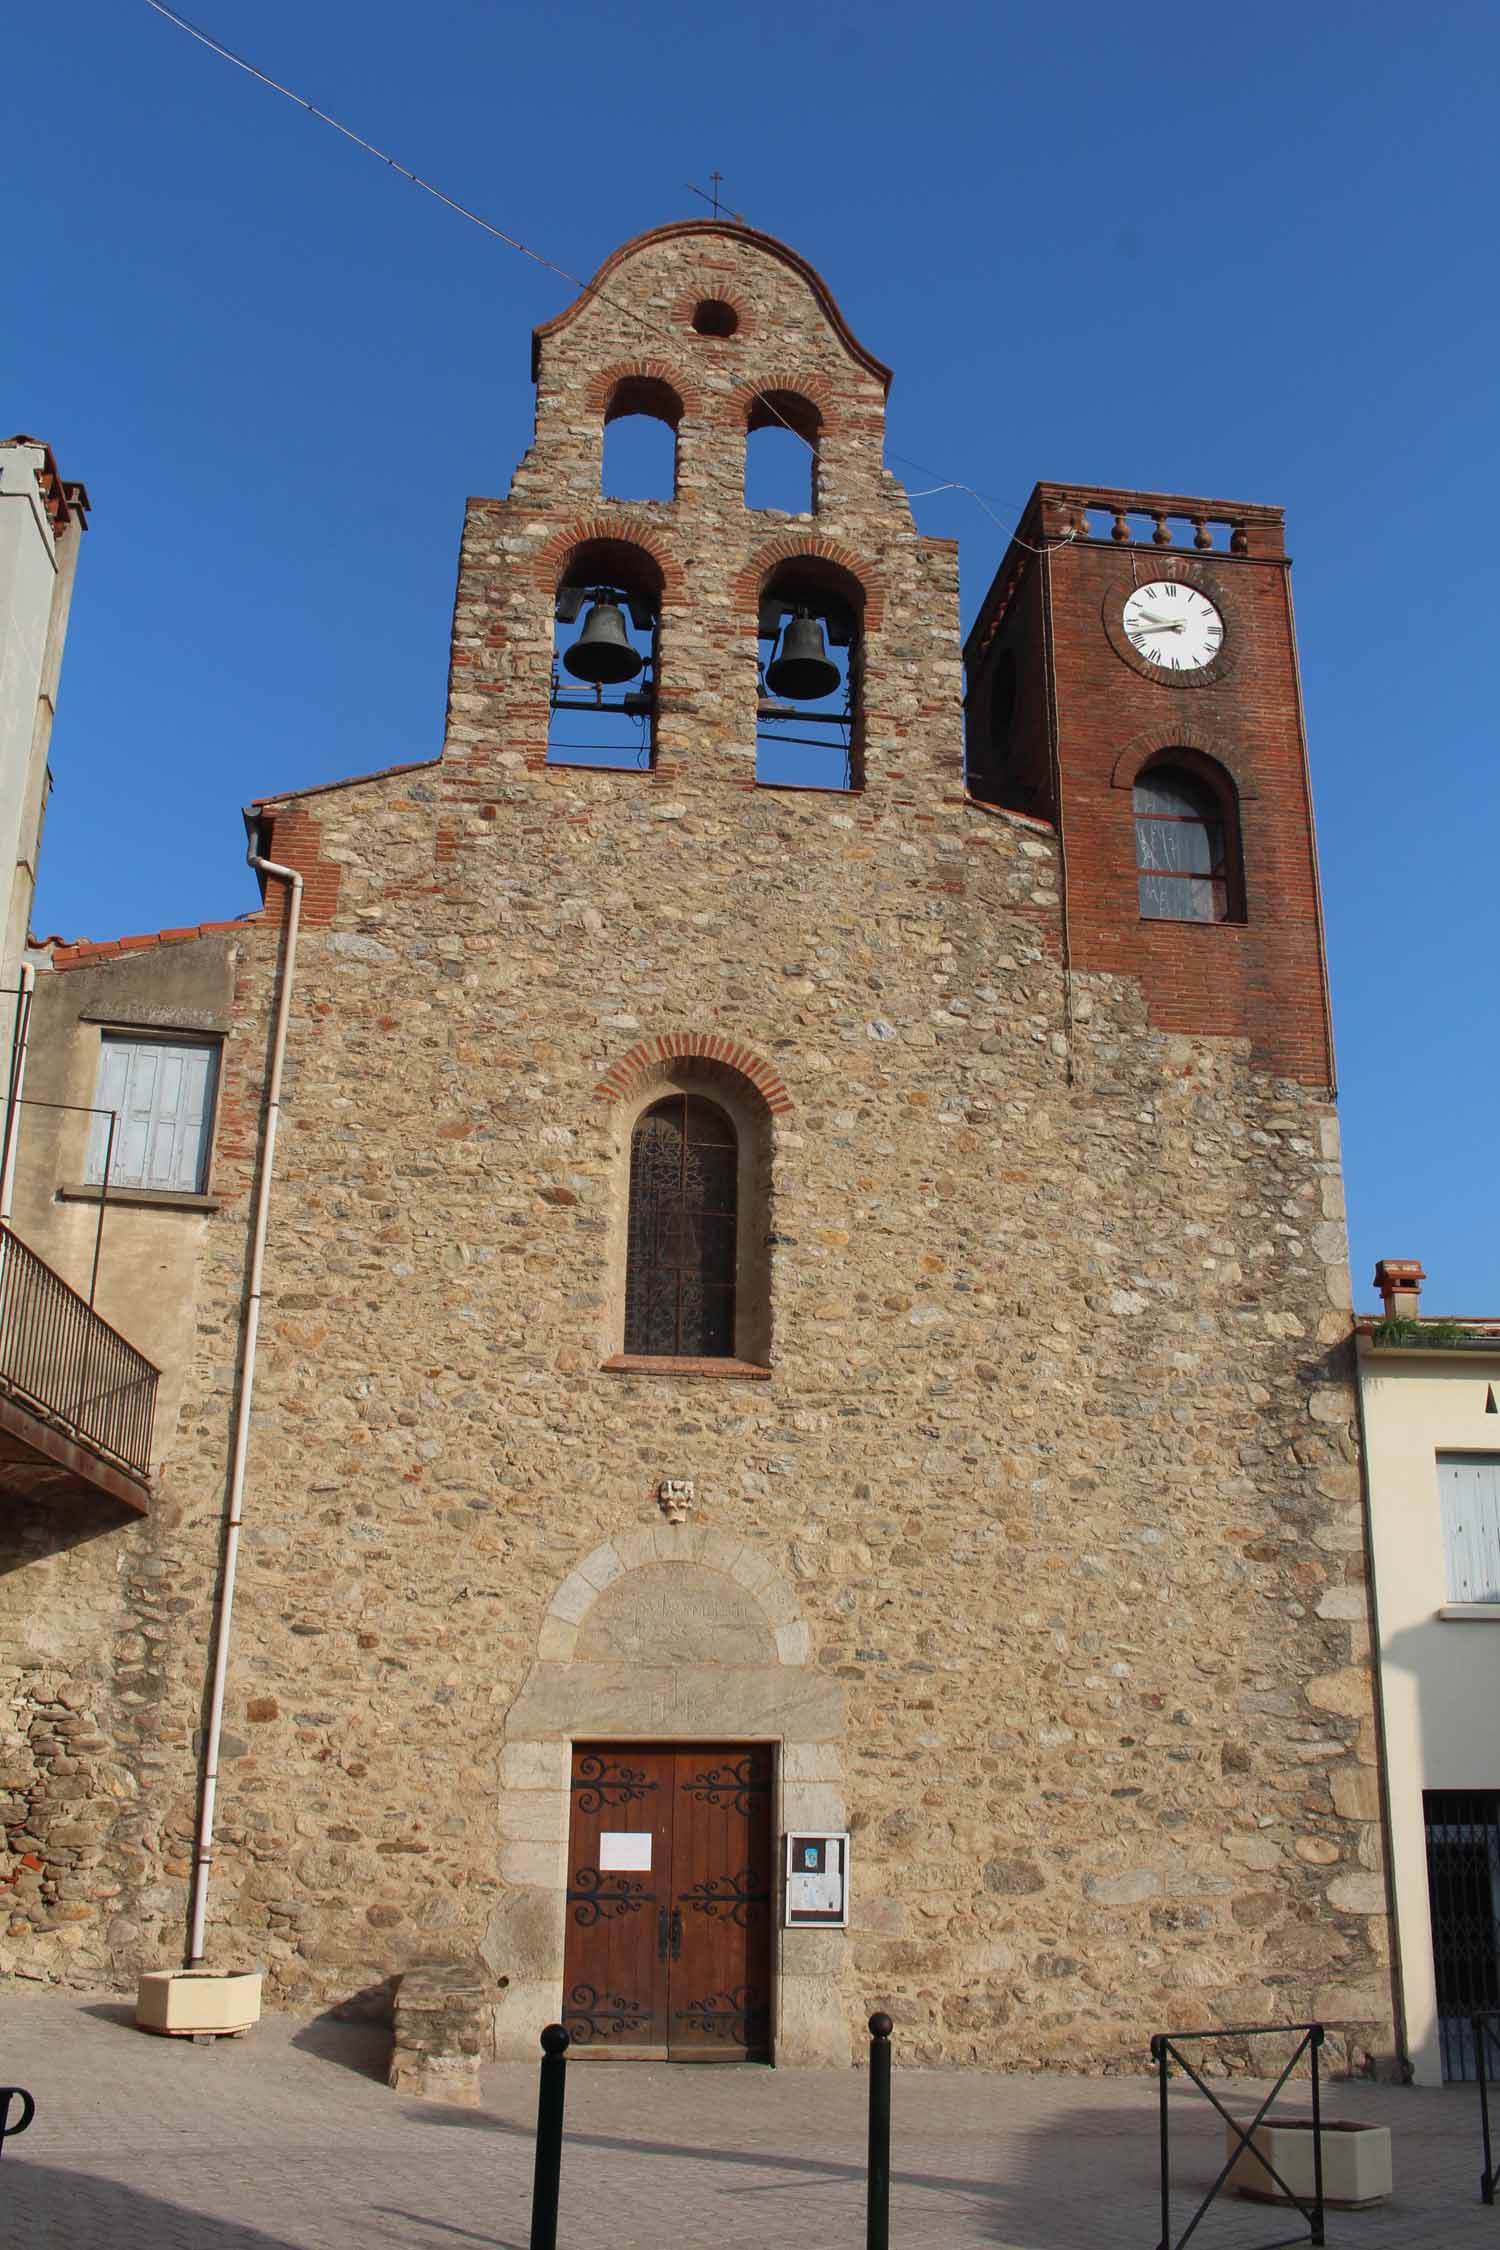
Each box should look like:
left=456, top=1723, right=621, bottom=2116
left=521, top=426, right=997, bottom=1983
left=0, top=221, right=1395, bottom=2071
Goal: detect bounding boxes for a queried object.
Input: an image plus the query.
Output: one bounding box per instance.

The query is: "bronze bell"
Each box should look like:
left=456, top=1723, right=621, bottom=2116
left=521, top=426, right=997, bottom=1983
left=563, top=598, right=643, bottom=686
left=765, top=609, right=840, bottom=701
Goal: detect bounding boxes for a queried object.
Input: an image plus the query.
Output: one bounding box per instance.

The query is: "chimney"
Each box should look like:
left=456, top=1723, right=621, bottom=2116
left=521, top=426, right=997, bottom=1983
left=1374, top=1259, right=1425, bottom=1319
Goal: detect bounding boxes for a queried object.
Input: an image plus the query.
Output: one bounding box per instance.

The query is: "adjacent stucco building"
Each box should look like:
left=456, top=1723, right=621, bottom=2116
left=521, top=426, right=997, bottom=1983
left=0, top=438, right=87, bottom=1005
left=1357, top=1258, right=1500, bottom=2084
left=0, top=224, right=1399, bottom=2072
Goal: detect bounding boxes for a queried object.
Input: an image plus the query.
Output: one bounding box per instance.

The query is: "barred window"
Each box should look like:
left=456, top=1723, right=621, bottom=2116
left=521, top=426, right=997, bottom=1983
left=1134, top=768, right=1229, bottom=923
left=623, top=1096, right=738, bottom=1358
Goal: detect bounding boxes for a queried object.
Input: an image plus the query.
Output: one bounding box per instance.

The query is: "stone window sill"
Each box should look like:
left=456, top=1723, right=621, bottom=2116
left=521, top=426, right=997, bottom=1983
left=1437, top=1602, right=1500, bottom=1622
left=1136, top=917, right=1249, bottom=934
left=601, top=1354, right=772, bottom=1381
left=59, top=1183, right=220, bottom=1213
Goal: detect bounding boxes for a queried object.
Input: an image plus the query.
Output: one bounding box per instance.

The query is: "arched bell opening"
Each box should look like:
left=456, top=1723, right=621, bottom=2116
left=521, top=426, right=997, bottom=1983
left=601, top=376, right=682, bottom=503
left=755, top=555, right=864, bottom=793
left=547, top=539, right=663, bottom=773
left=745, top=391, right=821, bottom=516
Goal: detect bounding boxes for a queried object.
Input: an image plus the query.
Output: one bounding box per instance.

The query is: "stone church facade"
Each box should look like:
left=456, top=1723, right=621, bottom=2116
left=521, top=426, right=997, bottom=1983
left=0, top=222, right=1396, bottom=2071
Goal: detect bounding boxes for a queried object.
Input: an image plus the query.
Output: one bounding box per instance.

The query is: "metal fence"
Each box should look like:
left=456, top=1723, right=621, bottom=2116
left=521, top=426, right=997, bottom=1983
left=1151, top=2021, right=1326, bottom=2250
left=1426, top=1792, right=1500, bottom=2080
left=1476, top=2012, right=1500, bottom=2204
left=0, top=1224, right=158, bottom=1479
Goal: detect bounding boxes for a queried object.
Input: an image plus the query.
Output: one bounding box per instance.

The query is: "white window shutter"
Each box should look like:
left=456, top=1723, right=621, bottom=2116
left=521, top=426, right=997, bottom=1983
left=120, top=1044, right=160, bottom=1187
left=86, top=1041, right=132, bottom=1184
left=89, top=1038, right=216, bottom=1193
left=1439, top=1455, right=1500, bottom=1604
left=168, top=1043, right=213, bottom=1191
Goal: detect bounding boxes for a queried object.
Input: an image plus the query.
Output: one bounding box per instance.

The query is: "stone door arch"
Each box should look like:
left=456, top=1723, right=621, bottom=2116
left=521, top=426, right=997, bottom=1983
left=488, top=1522, right=848, bottom=2062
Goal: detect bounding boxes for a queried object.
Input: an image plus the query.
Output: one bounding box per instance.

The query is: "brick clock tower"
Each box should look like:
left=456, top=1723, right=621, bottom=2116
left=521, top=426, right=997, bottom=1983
left=964, top=483, right=1334, bottom=1088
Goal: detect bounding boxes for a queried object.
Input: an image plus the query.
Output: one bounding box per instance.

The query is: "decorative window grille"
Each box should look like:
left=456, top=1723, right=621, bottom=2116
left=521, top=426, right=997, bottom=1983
left=1438, top=1455, right=1500, bottom=1602
left=86, top=1036, right=218, bottom=1193
left=1424, top=1790, right=1500, bottom=2080
left=1134, top=769, right=1229, bottom=922
left=623, top=1095, right=737, bottom=1358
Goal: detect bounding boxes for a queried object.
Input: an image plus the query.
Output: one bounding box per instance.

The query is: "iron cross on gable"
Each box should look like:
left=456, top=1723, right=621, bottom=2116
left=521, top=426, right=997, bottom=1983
left=687, top=173, right=747, bottom=224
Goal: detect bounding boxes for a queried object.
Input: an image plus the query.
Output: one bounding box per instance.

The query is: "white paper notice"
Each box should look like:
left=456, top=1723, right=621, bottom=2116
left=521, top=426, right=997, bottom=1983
left=792, top=1866, right=841, bottom=1914
left=599, top=1830, right=652, bottom=1872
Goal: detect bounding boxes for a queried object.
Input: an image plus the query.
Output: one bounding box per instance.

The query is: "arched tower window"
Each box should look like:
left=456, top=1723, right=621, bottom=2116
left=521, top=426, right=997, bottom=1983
left=624, top=1095, right=738, bottom=1358
left=744, top=391, right=821, bottom=515
left=601, top=375, right=682, bottom=502
left=548, top=539, right=661, bottom=771
left=1133, top=760, right=1240, bottom=922
left=756, top=555, right=864, bottom=793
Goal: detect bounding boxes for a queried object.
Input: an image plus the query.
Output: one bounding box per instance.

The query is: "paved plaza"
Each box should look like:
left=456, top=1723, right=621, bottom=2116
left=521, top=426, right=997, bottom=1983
left=0, top=1988, right=1495, bottom=2248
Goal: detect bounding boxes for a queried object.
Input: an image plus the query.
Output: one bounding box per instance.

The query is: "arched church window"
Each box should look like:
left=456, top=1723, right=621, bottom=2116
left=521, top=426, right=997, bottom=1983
left=1133, top=762, right=1238, bottom=922
left=624, top=1095, right=738, bottom=1358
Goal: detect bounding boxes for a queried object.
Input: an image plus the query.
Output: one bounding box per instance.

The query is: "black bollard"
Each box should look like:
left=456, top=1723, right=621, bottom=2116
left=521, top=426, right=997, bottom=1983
left=0, top=2087, right=35, bottom=2158
left=867, top=2011, right=892, bottom=2250
left=529, top=2024, right=570, bottom=2250
left=1308, top=2023, right=1326, bottom=2247
left=1151, top=2034, right=1170, bottom=2250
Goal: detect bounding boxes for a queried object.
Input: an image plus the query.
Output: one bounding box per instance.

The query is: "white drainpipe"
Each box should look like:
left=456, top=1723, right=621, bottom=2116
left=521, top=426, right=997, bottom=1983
left=187, top=834, right=302, bottom=1966
left=0, top=959, right=35, bottom=1222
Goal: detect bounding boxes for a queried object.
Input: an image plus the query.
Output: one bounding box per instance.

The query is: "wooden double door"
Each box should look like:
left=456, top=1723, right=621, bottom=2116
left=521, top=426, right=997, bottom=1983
left=561, top=1743, right=773, bottom=2060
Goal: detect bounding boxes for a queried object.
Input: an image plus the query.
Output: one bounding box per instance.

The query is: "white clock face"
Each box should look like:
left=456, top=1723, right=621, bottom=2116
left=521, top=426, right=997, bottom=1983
left=1122, top=581, right=1224, bottom=672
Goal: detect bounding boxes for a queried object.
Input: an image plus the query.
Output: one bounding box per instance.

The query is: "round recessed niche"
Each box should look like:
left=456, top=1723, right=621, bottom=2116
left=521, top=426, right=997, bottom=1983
left=691, top=298, right=739, bottom=338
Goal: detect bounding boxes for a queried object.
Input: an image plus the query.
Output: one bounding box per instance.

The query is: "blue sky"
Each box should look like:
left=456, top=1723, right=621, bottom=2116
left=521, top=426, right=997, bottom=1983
left=9, top=0, right=1497, bottom=1311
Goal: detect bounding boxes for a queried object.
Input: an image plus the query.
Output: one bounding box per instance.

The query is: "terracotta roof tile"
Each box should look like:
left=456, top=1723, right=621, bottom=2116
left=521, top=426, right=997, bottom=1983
left=42, top=920, right=249, bottom=972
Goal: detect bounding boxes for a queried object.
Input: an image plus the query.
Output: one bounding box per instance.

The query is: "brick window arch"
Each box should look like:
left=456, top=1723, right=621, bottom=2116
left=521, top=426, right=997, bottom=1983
left=1133, top=753, right=1244, bottom=923
left=600, top=1042, right=782, bottom=1376
left=624, top=1094, right=738, bottom=1357
left=745, top=390, right=822, bottom=514
left=601, top=374, right=683, bottom=503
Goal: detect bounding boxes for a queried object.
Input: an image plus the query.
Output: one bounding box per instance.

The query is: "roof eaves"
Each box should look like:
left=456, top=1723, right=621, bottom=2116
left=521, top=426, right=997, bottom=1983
left=249, top=756, right=441, bottom=810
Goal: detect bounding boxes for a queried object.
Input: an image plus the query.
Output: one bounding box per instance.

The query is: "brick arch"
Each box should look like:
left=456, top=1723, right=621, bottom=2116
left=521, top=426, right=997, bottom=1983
left=531, top=515, right=686, bottom=605
left=733, top=535, right=886, bottom=632
left=670, top=281, right=754, bottom=344
left=724, top=372, right=841, bottom=435
left=584, top=359, right=705, bottom=423
left=531, top=221, right=892, bottom=391
left=1109, top=726, right=1260, bottom=800
left=593, top=1032, right=793, bottom=1115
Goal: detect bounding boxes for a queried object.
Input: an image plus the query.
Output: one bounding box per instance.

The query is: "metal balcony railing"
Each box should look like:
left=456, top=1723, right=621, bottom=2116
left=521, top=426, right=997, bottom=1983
left=0, top=1223, right=158, bottom=1482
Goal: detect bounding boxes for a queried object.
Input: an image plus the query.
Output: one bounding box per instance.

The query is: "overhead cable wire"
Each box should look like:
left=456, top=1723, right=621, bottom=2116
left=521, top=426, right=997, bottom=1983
left=136, top=0, right=1073, bottom=556
left=138, top=0, right=585, bottom=286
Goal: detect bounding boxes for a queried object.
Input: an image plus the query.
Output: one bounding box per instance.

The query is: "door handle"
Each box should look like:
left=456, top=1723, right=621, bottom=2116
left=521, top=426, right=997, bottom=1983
left=657, top=1907, right=670, bottom=1961
left=671, top=1908, right=683, bottom=1961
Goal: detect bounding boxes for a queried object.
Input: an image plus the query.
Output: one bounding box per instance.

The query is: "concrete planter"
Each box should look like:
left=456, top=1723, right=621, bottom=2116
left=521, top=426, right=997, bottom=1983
left=1226, top=2119, right=1392, bottom=2208
left=136, top=1969, right=262, bottom=2038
